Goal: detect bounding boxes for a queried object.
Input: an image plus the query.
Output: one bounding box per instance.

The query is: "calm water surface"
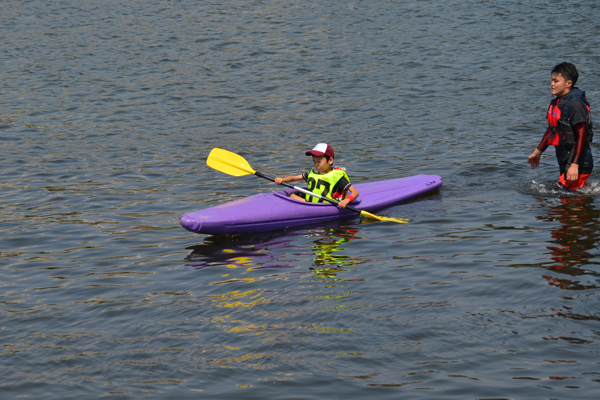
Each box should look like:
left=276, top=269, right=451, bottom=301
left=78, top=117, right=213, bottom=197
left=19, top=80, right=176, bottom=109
left=1, top=0, right=600, bottom=398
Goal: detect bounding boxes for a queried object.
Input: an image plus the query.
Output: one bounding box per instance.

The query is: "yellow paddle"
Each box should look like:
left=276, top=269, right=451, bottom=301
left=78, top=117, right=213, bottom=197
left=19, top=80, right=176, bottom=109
left=207, top=148, right=408, bottom=224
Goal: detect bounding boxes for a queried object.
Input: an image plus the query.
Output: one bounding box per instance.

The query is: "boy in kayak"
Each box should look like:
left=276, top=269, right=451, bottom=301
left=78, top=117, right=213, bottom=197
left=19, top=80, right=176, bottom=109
left=528, top=62, right=594, bottom=190
left=275, top=143, right=360, bottom=208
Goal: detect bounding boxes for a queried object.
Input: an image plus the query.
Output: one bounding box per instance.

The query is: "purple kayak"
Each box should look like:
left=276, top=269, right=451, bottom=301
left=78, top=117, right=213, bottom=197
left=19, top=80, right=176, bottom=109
left=181, top=174, right=442, bottom=235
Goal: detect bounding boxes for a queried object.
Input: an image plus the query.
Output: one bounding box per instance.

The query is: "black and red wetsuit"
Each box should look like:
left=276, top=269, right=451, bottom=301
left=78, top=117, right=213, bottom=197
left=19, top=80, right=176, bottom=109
left=536, top=87, right=594, bottom=189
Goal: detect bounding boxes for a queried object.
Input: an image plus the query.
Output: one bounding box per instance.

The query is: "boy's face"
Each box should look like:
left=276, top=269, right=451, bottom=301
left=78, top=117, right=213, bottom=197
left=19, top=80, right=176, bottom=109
left=551, top=73, right=572, bottom=97
left=312, top=155, right=333, bottom=173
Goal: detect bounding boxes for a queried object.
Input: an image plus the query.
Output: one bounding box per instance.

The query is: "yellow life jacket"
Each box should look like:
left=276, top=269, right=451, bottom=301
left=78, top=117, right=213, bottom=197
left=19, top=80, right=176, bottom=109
left=305, top=167, right=350, bottom=203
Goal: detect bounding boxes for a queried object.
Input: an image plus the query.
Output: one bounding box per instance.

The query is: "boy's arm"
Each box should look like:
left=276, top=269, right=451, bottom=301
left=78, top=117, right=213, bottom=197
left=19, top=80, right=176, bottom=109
left=275, top=174, right=304, bottom=185
left=337, top=185, right=359, bottom=209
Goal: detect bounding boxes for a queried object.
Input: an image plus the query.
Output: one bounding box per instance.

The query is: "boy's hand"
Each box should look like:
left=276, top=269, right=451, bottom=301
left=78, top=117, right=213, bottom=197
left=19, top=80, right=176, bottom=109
left=275, top=177, right=283, bottom=185
left=338, top=199, right=349, bottom=208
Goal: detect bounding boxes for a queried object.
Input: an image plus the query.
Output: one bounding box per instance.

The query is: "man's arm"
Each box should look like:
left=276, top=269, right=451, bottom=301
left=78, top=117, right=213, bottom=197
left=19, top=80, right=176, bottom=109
left=566, top=122, right=588, bottom=182
left=565, top=99, right=591, bottom=182
left=528, top=128, right=553, bottom=168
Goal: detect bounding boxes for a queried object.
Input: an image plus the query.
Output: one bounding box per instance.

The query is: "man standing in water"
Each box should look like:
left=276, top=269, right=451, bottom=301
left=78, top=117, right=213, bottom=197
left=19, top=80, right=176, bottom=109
left=528, top=62, right=594, bottom=190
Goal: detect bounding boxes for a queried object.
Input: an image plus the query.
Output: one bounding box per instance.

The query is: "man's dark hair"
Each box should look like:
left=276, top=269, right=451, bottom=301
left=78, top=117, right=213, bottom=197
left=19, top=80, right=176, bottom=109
left=552, top=62, right=579, bottom=86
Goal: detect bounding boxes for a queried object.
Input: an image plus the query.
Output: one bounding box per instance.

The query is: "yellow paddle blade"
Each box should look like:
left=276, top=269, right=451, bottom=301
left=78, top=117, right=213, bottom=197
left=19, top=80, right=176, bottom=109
left=207, top=148, right=256, bottom=177
left=360, top=210, right=408, bottom=224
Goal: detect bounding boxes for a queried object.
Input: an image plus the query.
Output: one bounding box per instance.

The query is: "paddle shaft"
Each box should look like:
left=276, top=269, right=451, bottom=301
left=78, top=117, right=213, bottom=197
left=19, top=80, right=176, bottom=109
left=254, top=171, right=364, bottom=215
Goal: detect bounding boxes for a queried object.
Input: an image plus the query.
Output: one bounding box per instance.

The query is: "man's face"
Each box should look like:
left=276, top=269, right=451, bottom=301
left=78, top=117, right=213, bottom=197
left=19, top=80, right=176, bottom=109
left=551, top=73, right=572, bottom=97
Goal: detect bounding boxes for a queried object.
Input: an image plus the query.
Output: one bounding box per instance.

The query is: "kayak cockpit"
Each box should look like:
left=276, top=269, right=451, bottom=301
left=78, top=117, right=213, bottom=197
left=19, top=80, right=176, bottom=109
left=272, top=189, right=362, bottom=206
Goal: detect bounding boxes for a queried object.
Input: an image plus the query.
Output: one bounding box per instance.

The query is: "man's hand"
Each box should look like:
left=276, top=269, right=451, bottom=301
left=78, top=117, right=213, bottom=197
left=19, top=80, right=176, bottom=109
left=528, top=149, right=542, bottom=168
left=567, top=163, right=579, bottom=182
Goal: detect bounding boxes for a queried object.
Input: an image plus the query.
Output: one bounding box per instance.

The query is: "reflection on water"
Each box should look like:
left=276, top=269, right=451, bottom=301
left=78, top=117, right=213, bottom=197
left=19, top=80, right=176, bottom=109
left=535, top=196, right=600, bottom=291
left=309, top=227, right=358, bottom=267
left=178, top=225, right=373, bottom=374
left=306, top=227, right=364, bottom=286
left=186, top=233, right=301, bottom=271
left=184, top=224, right=363, bottom=335
left=185, top=225, right=363, bottom=288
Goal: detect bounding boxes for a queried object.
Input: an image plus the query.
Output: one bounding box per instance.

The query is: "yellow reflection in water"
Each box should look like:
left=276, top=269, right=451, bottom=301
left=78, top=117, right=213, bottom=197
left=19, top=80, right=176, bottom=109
left=224, top=256, right=254, bottom=269
left=209, top=289, right=259, bottom=301
left=209, top=289, right=266, bottom=308
left=229, top=323, right=279, bottom=333
left=206, top=353, right=266, bottom=365
left=215, top=298, right=265, bottom=308
left=308, top=227, right=359, bottom=268
left=212, top=277, right=261, bottom=285
left=196, top=226, right=364, bottom=370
